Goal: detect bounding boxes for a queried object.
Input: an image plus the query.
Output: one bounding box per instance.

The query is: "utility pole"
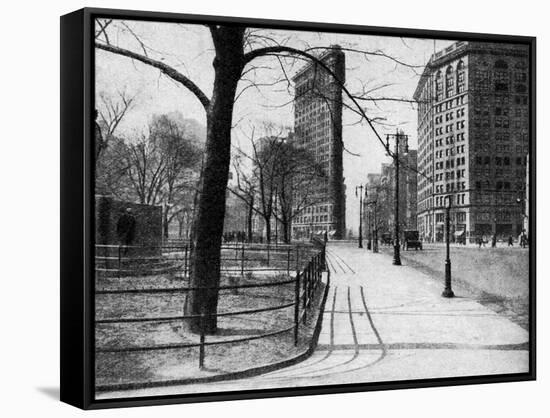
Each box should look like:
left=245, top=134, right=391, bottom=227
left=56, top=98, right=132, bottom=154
left=386, top=129, right=409, bottom=266
left=373, top=200, right=379, bottom=253
left=355, top=185, right=364, bottom=248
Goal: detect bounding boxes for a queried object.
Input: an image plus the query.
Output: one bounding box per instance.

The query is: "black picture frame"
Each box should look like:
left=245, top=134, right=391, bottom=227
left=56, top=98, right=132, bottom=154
left=60, top=7, right=536, bottom=410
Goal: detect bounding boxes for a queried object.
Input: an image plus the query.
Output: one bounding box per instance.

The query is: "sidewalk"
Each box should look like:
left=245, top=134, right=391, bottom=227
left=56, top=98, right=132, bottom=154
left=100, top=242, right=530, bottom=398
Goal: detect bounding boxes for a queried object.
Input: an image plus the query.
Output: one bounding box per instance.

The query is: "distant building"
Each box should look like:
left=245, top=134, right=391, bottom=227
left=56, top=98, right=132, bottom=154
left=365, top=143, right=418, bottom=238
left=414, top=41, right=529, bottom=242
left=291, top=46, right=346, bottom=239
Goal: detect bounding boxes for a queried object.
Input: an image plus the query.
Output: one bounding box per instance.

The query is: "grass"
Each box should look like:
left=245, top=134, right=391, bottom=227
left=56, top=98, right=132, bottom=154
left=95, top=265, right=326, bottom=390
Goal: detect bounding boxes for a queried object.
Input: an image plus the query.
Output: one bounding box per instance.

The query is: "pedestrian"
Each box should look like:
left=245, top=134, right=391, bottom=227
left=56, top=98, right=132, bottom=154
left=491, top=234, right=497, bottom=248
left=520, top=230, right=527, bottom=248
left=508, top=235, right=514, bottom=247
left=116, top=207, right=136, bottom=253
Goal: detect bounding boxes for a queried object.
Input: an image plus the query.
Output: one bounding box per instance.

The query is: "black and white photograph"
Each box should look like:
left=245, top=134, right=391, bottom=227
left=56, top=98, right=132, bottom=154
left=89, top=11, right=534, bottom=403
left=5, top=0, right=550, bottom=415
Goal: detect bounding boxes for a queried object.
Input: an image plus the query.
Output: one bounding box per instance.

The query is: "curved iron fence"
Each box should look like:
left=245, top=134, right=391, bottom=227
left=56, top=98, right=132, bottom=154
left=95, top=241, right=327, bottom=369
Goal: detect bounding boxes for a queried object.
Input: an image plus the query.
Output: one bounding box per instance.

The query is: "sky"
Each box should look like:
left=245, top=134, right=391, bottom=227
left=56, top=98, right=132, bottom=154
left=95, top=20, right=454, bottom=234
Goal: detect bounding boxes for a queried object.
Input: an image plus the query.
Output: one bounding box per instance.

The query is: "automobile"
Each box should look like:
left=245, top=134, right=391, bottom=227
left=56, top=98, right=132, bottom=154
left=404, top=230, right=423, bottom=250
left=381, top=233, right=393, bottom=246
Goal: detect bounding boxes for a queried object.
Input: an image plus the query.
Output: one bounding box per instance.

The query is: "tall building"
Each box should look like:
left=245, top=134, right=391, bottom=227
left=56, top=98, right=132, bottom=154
left=414, top=41, right=529, bottom=243
left=365, top=144, right=418, bottom=238
left=291, top=46, right=346, bottom=239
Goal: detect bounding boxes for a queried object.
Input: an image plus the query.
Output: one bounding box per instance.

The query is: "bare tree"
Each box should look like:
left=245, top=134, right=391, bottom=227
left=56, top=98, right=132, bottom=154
left=231, top=154, right=257, bottom=242
left=118, top=115, right=201, bottom=240
left=95, top=21, right=422, bottom=333
left=96, top=89, right=137, bottom=161
left=274, top=142, right=328, bottom=243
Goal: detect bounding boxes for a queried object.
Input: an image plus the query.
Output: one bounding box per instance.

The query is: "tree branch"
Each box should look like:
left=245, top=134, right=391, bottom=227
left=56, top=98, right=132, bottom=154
left=95, top=42, right=211, bottom=110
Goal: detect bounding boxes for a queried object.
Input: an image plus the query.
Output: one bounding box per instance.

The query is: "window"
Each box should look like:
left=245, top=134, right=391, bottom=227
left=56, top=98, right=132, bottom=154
left=435, top=71, right=443, bottom=101
left=494, top=60, right=509, bottom=92
left=457, top=60, right=466, bottom=93
left=446, top=66, right=455, bottom=97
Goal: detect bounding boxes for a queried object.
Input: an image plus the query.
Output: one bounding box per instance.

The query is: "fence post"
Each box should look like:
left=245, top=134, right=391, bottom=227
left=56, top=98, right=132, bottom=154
left=117, top=245, right=122, bottom=279
left=309, top=261, right=313, bottom=301
left=199, top=313, right=206, bottom=369
left=302, top=265, right=308, bottom=323
left=184, top=244, right=188, bottom=279
left=287, top=247, right=291, bottom=276
left=322, top=244, right=326, bottom=271
left=294, top=271, right=300, bottom=346
left=241, top=243, right=245, bottom=276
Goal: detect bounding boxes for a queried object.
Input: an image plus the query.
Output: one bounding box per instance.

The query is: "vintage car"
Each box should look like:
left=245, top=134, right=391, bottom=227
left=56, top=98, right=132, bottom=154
left=403, top=230, right=422, bottom=250
left=381, top=233, right=393, bottom=246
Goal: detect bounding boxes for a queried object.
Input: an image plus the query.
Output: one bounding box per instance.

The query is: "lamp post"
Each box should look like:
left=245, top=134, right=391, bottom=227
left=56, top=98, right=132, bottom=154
left=355, top=185, right=364, bottom=248
left=366, top=199, right=379, bottom=253
left=442, top=195, right=454, bottom=298
left=366, top=188, right=372, bottom=250
left=386, top=130, right=409, bottom=266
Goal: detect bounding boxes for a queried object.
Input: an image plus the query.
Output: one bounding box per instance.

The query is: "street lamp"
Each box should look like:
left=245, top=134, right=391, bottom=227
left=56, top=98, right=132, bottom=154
left=355, top=185, right=365, bottom=248
left=386, top=130, right=409, bottom=266
left=442, top=195, right=454, bottom=298
left=365, top=198, right=379, bottom=253
left=365, top=187, right=372, bottom=250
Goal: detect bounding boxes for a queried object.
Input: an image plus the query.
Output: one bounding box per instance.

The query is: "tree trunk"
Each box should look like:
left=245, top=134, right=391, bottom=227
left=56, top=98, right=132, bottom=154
left=163, top=209, right=169, bottom=240
left=282, top=216, right=290, bottom=244
left=187, top=27, right=245, bottom=334
left=247, top=197, right=253, bottom=242
left=264, top=215, right=272, bottom=243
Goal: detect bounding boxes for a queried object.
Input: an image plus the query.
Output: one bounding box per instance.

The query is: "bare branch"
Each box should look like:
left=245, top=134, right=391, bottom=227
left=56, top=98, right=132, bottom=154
left=95, top=42, right=211, bottom=110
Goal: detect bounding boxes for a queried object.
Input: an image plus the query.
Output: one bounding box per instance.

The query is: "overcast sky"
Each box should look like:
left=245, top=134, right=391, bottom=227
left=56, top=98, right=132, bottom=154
left=95, top=20, right=455, bottom=233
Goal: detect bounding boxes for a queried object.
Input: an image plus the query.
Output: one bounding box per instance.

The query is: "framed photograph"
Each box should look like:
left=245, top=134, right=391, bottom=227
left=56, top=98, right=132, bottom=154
left=60, top=7, right=536, bottom=410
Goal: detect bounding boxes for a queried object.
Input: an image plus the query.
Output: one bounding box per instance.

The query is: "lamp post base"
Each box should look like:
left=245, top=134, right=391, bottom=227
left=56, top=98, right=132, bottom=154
left=393, top=245, right=401, bottom=265
left=442, top=260, right=454, bottom=297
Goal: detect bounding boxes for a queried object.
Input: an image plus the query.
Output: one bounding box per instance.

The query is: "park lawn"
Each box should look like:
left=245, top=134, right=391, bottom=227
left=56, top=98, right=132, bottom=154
left=95, top=271, right=326, bottom=390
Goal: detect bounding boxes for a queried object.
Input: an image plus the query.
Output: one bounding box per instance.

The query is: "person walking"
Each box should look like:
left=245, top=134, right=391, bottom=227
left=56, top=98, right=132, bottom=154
left=491, top=234, right=497, bottom=248
left=508, top=235, right=514, bottom=247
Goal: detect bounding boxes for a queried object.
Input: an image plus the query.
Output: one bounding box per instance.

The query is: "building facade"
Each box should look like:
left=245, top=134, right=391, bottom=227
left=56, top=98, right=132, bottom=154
left=365, top=145, right=418, bottom=240
left=414, top=41, right=529, bottom=243
left=291, top=46, right=346, bottom=239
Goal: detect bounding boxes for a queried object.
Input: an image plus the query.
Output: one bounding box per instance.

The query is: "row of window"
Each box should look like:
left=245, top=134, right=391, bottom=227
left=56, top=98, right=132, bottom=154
left=475, top=155, right=526, bottom=166
left=435, top=61, right=466, bottom=100
left=435, top=182, right=467, bottom=193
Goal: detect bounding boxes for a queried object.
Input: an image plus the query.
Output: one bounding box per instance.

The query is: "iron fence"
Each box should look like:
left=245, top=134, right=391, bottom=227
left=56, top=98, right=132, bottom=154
left=95, top=241, right=328, bottom=370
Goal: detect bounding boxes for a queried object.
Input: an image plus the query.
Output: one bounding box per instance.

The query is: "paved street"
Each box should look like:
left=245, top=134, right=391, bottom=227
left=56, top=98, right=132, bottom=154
left=100, top=241, right=529, bottom=399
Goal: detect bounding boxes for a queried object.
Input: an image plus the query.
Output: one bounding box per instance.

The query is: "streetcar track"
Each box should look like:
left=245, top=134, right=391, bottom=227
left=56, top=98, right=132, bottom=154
left=265, top=286, right=339, bottom=377
left=326, top=248, right=356, bottom=274
left=326, top=250, right=356, bottom=274
left=287, top=286, right=360, bottom=378
left=325, top=252, right=346, bottom=274
left=292, top=285, right=386, bottom=380
left=324, top=255, right=337, bottom=274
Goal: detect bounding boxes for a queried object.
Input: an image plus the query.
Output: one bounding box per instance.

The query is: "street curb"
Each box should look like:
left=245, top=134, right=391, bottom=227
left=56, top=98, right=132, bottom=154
left=96, top=274, right=331, bottom=394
